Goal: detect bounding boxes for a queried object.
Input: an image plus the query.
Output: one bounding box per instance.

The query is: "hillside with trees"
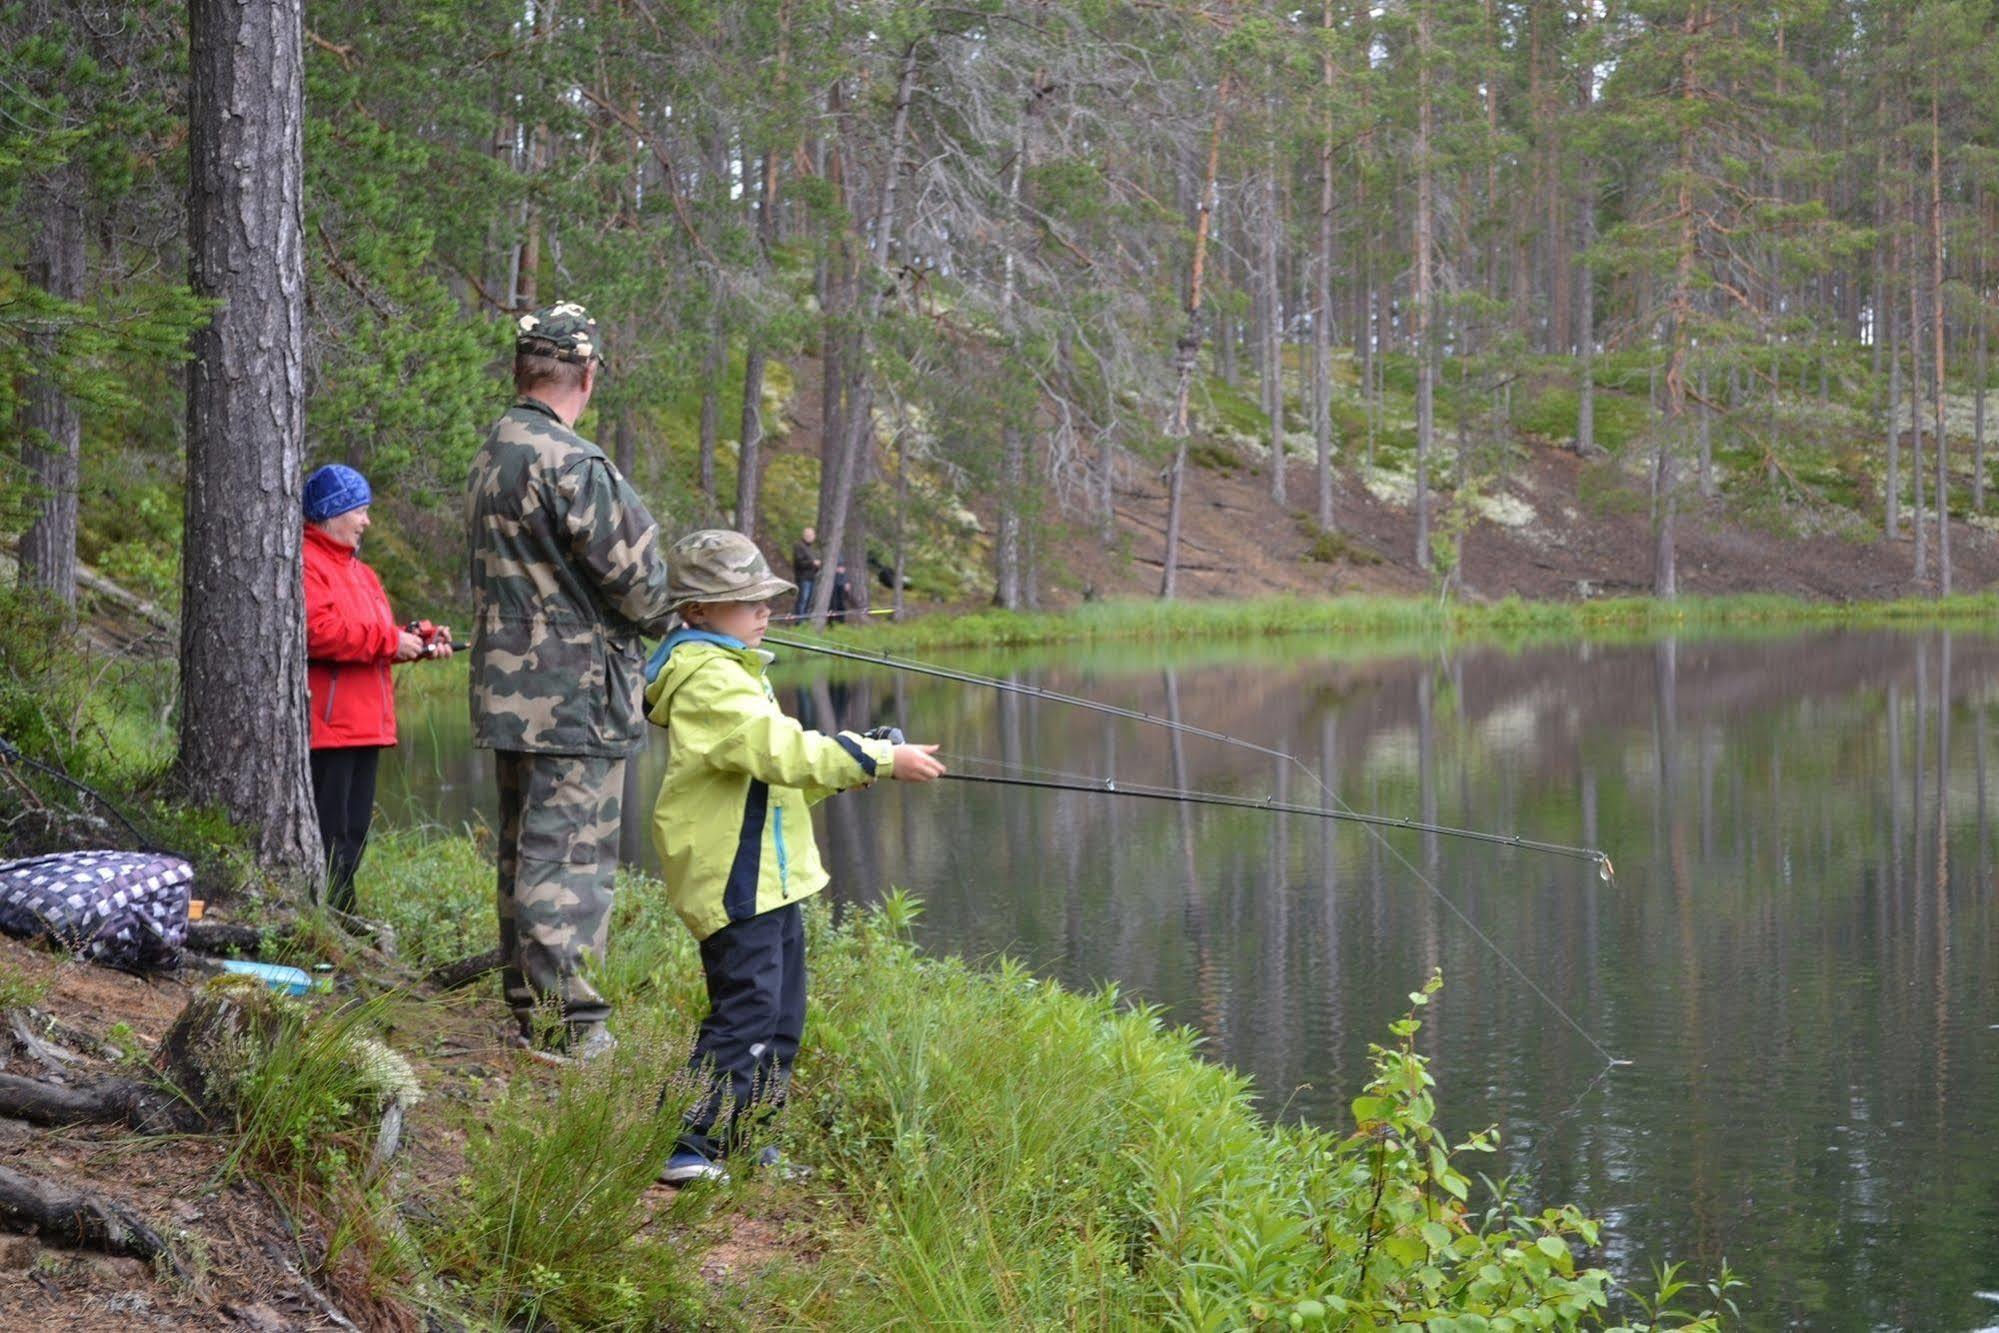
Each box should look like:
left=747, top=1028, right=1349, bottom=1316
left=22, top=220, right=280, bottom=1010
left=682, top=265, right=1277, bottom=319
left=7, top=0, right=1999, bottom=621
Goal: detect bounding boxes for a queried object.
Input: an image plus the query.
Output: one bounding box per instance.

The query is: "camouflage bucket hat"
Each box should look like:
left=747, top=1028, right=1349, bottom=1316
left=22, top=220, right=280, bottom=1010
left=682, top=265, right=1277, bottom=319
left=517, top=301, right=602, bottom=365
left=666, top=529, right=796, bottom=612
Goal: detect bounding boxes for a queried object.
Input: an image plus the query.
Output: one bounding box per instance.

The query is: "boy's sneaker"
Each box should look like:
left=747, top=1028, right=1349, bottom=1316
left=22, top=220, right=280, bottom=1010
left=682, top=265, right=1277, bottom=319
left=659, top=1149, right=730, bottom=1187
left=748, top=1146, right=811, bottom=1181
left=514, top=1024, right=616, bottom=1068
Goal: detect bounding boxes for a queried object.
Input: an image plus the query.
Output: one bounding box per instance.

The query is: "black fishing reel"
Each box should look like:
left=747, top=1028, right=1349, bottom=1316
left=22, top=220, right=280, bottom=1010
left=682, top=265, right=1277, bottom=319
left=862, top=725, right=904, bottom=746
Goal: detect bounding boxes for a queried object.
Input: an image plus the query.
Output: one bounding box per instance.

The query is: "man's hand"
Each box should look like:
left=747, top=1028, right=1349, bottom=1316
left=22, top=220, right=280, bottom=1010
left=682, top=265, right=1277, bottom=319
left=394, top=630, right=427, bottom=662
left=890, top=743, right=946, bottom=782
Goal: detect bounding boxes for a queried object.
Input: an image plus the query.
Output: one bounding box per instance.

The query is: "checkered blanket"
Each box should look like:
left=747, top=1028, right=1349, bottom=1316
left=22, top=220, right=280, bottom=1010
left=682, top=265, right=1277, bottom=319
left=0, top=850, right=193, bottom=972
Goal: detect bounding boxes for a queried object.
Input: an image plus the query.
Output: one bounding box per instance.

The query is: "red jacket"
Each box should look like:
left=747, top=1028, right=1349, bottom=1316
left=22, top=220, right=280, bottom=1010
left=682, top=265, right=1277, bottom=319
left=303, top=524, right=399, bottom=749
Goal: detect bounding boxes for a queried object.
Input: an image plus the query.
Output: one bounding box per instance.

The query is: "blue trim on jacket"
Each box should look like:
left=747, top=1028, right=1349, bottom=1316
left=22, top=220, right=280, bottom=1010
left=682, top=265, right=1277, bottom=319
left=645, top=627, right=749, bottom=683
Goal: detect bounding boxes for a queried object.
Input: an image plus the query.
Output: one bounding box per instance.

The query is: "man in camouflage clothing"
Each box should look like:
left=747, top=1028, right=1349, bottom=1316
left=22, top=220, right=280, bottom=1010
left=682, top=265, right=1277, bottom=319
left=467, top=302, right=676, bottom=1061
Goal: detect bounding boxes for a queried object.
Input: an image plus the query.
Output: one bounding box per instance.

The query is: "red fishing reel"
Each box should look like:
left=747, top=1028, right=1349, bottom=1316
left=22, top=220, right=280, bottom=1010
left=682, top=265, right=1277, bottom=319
left=406, top=619, right=452, bottom=659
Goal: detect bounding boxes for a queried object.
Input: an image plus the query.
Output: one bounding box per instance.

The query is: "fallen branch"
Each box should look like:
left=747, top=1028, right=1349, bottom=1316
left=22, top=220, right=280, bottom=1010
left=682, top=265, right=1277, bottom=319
left=0, top=1070, right=206, bottom=1134
left=425, top=946, right=502, bottom=992
left=0, top=1163, right=180, bottom=1273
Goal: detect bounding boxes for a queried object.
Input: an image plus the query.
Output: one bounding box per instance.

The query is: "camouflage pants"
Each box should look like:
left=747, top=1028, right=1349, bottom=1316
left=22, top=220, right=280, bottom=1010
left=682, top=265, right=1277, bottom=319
left=494, top=751, right=624, bottom=1036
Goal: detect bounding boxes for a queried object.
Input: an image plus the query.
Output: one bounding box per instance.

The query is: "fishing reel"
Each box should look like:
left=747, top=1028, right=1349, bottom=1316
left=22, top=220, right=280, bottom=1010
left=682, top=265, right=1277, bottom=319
left=862, top=725, right=904, bottom=746
left=405, top=619, right=452, bottom=660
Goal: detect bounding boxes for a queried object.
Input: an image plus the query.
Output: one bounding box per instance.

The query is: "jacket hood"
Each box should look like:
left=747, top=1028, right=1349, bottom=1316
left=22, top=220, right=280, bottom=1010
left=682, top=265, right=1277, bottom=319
left=645, top=633, right=775, bottom=712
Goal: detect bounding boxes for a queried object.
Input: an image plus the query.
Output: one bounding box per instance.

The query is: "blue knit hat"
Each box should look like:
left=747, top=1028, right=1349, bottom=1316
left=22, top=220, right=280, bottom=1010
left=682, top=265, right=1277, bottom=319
left=303, top=465, right=372, bottom=523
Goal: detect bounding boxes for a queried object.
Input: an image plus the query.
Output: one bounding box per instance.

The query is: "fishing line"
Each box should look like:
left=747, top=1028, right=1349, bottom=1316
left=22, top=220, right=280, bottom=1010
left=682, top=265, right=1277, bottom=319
left=932, top=753, right=1613, bottom=866
left=770, top=630, right=1630, bottom=1068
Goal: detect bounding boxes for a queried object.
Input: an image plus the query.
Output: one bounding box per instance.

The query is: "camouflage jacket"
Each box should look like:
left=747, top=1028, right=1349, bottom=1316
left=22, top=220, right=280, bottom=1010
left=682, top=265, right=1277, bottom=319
left=466, top=397, right=675, bottom=756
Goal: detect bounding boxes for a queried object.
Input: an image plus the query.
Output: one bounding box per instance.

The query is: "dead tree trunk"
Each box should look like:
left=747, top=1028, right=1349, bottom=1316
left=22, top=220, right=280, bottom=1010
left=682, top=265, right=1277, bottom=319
left=179, top=0, right=321, bottom=887
left=1162, top=75, right=1231, bottom=600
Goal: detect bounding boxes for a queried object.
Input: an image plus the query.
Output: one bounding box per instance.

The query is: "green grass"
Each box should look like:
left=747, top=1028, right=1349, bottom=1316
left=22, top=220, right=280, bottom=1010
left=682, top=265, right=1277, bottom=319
left=774, top=589, right=1999, bottom=654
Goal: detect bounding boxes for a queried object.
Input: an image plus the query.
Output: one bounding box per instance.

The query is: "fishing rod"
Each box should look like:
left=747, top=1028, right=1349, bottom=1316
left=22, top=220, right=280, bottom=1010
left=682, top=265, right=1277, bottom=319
left=767, top=608, right=898, bottom=625
left=939, top=768, right=1613, bottom=876
left=762, top=630, right=1615, bottom=878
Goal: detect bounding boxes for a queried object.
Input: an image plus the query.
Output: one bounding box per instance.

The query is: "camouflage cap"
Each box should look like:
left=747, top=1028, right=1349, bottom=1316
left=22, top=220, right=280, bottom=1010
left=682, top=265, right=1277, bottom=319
left=516, top=301, right=602, bottom=364
left=666, top=529, right=796, bottom=611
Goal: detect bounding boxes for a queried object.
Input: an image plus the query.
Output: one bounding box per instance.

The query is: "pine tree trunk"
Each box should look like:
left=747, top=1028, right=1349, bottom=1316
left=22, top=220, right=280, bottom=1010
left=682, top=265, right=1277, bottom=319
left=1887, top=287, right=1902, bottom=538
left=1911, top=229, right=1927, bottom=584
left=19, top=162, right=84, bottom=606
left=697, top=312, right=725, bottom=501
left=1314, top=0, right=1337, bottom=531
left=614, top=411, right=638, bottom=481
left=1261, top=104, right=1285, bottom=506
left=1930, top=82, right=1949, bottom=597
left=1413, top=0, right=1435, bottom=571
left=992, top=61, right=1034, bottom=609
left=735, top=341, right=768, bottom=537
left=1161, top=74, right=1231, bottom=600
left=1576, top=179, right=1595, bottom=456
left=180, top=0, right=321, bottom=887
left=1976, top=316, right=1987, bottom=514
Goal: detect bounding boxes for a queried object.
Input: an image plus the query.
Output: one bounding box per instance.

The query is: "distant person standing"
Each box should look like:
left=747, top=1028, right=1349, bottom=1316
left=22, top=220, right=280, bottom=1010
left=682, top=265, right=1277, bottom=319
left=791, top=526, right=821, bottom=617
left=828, top=562, right=853, bottom=620
left=466, top=302, right=676, bottom=1064
left=301, top=464, right=453, bottom=914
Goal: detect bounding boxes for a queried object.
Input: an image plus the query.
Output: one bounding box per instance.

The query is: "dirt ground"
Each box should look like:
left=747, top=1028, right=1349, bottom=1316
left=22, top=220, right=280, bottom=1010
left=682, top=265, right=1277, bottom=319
left=1060, top=441, right=1999, bottom=606
left=0, top=928, right=791, bottom=1331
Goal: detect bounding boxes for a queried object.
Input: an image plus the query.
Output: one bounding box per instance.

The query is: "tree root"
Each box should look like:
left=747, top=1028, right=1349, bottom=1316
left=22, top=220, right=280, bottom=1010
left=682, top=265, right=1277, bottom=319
left=0, top=1069, right=207, bottom=1134
left=425, top=946, right=501, bottom=992
left=184, top=920, right=263, bottom=957
left=0, top=1162, right=182, bottom=1275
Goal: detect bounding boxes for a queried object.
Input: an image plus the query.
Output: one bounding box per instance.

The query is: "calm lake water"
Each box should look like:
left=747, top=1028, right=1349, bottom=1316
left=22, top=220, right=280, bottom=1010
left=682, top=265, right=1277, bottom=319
left=381, top=628, right=1999, bottom=1330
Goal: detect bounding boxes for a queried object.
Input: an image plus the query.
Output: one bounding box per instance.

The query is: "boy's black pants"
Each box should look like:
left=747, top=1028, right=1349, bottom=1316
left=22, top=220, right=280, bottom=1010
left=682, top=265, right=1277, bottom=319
left=679, top=901, right=805, bottom=1160
left=310, top=746, right=380, bottom=916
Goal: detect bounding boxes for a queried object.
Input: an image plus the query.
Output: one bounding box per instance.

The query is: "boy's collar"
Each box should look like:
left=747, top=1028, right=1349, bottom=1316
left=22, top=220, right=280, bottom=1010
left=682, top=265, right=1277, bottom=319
left=647, top=626, right=776, bottom=685
left=667, top=626, right=748, bottom=653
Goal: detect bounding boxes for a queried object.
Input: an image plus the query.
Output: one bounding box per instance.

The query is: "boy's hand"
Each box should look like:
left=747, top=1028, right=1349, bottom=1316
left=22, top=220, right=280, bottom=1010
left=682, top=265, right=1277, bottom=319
left=890, top=743, right=946, bottom=782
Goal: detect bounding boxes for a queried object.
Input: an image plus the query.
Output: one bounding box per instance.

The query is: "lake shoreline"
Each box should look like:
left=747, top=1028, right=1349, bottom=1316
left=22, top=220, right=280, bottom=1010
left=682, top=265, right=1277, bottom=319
left=784, top=589, right=1999, bottom=651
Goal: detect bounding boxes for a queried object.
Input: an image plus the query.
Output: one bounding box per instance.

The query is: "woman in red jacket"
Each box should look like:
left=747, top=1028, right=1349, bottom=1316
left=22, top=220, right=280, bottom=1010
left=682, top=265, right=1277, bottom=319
left=302, top=465, right=452, bottom=913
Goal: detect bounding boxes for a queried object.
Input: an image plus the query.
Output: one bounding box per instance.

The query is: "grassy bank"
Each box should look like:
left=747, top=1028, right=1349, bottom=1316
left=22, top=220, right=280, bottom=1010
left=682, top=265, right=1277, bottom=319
left=788, top=591, right=1999, bottom=653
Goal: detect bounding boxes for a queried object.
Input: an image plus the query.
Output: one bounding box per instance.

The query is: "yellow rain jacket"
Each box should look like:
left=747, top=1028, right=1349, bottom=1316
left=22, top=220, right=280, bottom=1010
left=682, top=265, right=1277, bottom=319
left=644, top=631, right=894, bottom=940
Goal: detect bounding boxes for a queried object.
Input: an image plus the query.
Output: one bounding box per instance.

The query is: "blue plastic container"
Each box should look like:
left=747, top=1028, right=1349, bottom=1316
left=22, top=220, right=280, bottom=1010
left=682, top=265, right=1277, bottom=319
left=220, top=960, right=314, bottom=996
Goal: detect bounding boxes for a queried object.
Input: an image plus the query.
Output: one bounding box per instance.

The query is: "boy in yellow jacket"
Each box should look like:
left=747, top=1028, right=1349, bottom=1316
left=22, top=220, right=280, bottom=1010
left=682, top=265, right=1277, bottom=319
left=645, top=530, right=945, bottom=1184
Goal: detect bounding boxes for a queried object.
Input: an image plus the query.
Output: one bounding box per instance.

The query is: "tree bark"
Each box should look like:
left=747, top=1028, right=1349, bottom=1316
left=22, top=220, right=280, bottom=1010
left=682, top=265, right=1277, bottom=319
left=1413, top=0, right=1435, bottom=571
left=179, top=0, right=321, bottom=887
left=18, top=162, right=86, bottom=606
left=1930, top=80, right=1949, bottom=596
left=1655, top=2, right=1702, bottom=601
left=1161, top=74, right=1231, bottom=600
left=1261, top=82, right=1285, bottom=507
left=697, top=311, right=725, bottom=502
left=1888, top=268, right=1902, bottom=538
left=0, top=1165, right=179, bottom=1271
left=1314, top=0, right=1337, bottom=531
left=735, top=341, right=769, bottom=537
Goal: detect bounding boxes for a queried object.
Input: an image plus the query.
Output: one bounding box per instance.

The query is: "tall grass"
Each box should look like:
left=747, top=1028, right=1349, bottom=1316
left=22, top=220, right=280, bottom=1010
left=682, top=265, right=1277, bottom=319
left=426, top=1011, right=704, bottom=1329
